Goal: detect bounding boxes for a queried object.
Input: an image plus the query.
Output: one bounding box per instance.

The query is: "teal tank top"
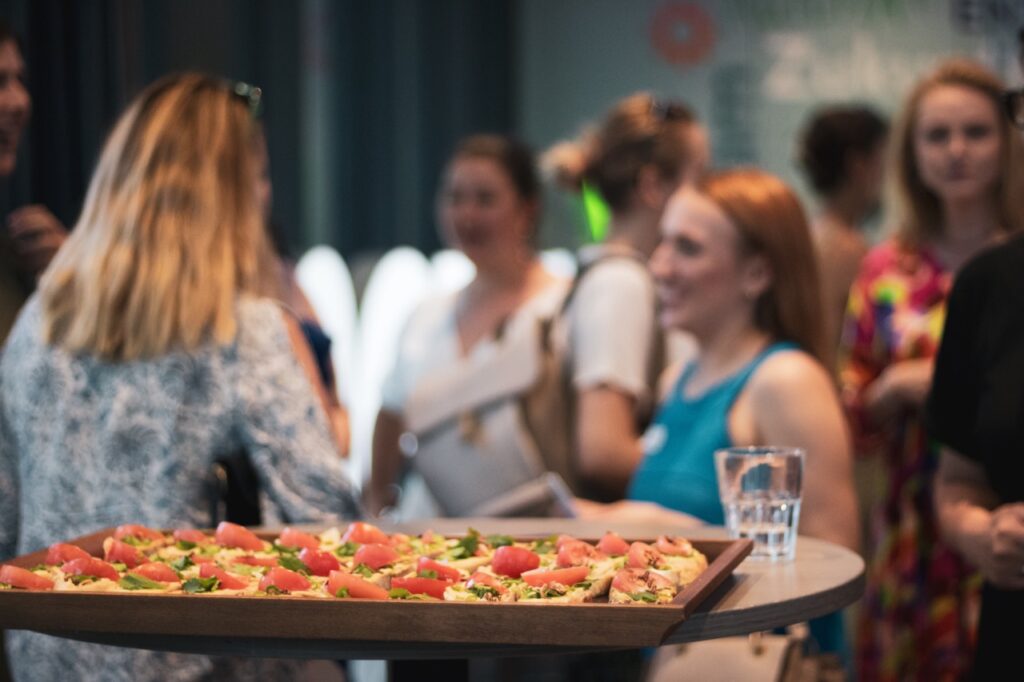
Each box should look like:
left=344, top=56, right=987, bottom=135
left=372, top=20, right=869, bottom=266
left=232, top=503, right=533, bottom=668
left=627, top=340, right=848, bottom=662
left=627, top=342, right=797, bottom=523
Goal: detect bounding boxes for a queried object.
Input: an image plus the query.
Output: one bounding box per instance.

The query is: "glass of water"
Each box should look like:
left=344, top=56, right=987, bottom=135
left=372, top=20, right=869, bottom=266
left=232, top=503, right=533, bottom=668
left=714, top=446, right=804, bottom=561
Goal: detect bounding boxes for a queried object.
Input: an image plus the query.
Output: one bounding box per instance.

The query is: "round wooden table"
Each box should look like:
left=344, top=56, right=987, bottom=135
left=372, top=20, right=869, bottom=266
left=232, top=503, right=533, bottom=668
left=34, top=519, right=863, bottom=661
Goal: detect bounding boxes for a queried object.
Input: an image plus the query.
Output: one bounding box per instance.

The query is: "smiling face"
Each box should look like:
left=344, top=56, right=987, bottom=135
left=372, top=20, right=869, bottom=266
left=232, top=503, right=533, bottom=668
left=0, top=39, right=29, bottom=177
left=649, top=188, right=767, bottom=339
left=913, top=83, right=1002, bottom=205
left=437, top=155, right=535, bottom=269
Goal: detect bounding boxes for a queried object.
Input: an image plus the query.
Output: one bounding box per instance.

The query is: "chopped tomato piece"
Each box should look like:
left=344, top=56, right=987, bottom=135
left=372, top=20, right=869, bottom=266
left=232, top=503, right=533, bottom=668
left=655, top=535, right=694, bottom=556
left=391, top=576, right=448, bottom=599
left=328, top=570, right=389, bottom=599
left=491, top=546, right=541, bottom=578
left=0, top=565, right=54, bottom=590
left=596, top=531, right=630, bottom=556
left=353, top=543, right=398, bottom=571
left=113, top=524, right=165, bottom=543
left=299, top=548, right=340, bottom=577
left=45, top=543, right=91, bottom=566
left=627, top=541, right=664, bottom=569
left=521, top=566, right=589, bottom=588
left=416, top=557, right=461, bottom=582
left=61, top=557, right=120, bottom=582
left=129, top=562, right=180, bottom=584
left=555, top=534, right=578, bottom=550
left=214, top=522, right=265, bottom=551
left=104, top=538, right=143, bottom=568
left=341, top=522, right=390, bottom=545
left=199, top=563, right=249, bottom=590
left=466, top=571, right=507, bottom=594
left=259, top=567, right=311, bottom=593
left=556, top=540, right=603, bottom=568
left=172, top=529, right=209, bottom=545
left=277, top=527, right=320, bottom=551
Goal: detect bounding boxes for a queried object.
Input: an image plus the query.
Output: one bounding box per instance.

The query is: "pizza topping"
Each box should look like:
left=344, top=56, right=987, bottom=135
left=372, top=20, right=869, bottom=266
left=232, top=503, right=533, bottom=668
left=491, top=546, right=541, bottom=578
left=0, top=565, right=55, bottom=591
left=596, top=531, right=630, bottom=556
left=353, top=544, right=398, bottom=571
left=215, top=522, right=266, bottom=552
left=655, top=535, right=694, bottom=557
left=45, top=543, right=91, bottom=566
left=277, top=527, right=320, bottom=552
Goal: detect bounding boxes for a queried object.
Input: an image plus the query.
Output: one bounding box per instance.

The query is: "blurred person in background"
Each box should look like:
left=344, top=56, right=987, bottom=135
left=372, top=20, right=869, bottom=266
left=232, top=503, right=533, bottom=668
left=929, top=31, right=1024, bottom=680
left=0, top=20, right=66, bottom=346
left=797, top=104, right=889, bottom=366
left=542, top=92, right=707, bottom=499
left=0, top=72, right=360, bottom=681
left=366, top=134, right=565, bottom=515
left=839, top=58, right=1024, bottom=681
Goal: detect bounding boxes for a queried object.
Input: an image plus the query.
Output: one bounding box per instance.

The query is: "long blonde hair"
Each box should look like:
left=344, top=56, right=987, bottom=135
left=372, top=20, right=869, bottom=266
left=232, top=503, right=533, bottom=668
left=893, top=58, right=1024, bottom=244
left=39, top=73, right=277, bottom=360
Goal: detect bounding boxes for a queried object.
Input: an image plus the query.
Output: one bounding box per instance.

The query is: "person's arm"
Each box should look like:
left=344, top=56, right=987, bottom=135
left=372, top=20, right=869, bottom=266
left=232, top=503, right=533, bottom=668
left=367, top=409, right=406, bottom=515
left=749, top=351, right=860, bottom=552
left=935, top=448, right=1024, bottom=589
left=575, top=388, right=642, bottom=493
left=569, top=261, right=656, bottom=490
left=236, top=302, right=362, bottom=522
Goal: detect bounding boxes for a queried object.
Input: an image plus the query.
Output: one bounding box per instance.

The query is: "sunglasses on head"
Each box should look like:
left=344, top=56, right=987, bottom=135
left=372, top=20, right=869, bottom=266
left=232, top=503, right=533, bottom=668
left=230, top=81, right=263, bottom=118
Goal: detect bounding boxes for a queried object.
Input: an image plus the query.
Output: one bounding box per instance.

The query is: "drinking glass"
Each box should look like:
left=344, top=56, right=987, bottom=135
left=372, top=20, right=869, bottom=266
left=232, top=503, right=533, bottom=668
left=714, top=446, right=804, bottom=561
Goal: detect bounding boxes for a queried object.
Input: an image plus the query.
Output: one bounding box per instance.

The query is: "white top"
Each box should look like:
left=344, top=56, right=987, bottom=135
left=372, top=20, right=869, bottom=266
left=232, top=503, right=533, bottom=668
left=561, top=244, right=658, bottom=414
left=379, top=280, right=569, bottom=414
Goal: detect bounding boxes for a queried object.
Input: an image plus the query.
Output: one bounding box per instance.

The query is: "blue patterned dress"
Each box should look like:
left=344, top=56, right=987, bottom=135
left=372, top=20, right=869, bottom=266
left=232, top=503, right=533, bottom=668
left=0, top=296, right=361, bottom=681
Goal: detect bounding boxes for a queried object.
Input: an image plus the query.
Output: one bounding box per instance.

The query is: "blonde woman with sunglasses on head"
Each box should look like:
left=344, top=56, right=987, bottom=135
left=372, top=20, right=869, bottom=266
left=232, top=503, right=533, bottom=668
left=0, top=72, right=360, bottom=681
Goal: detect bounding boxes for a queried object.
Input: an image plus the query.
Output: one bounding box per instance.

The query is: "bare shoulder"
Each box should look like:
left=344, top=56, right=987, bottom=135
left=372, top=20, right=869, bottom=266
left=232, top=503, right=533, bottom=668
left=747, top=349, right=834, bottom=407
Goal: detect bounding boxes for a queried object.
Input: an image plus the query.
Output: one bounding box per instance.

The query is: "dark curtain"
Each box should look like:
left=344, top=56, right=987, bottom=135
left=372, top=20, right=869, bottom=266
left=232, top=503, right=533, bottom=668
left=0, top=0, right=515, bottom=257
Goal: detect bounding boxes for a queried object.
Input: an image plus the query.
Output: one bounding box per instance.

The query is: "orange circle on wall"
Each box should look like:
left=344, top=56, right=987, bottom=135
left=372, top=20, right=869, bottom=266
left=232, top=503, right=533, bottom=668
left=650, top=2, right=716, bottom=66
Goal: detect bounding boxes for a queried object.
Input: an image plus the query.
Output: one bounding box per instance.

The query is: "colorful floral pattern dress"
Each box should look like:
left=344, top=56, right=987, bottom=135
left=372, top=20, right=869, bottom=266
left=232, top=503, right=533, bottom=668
left=839, top=239, right=981, bottom=682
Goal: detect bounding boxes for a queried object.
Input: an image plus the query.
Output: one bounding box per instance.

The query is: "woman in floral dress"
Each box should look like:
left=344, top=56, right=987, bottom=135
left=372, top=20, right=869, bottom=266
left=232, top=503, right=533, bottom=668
left=840, top=59, right=1024, bottom=681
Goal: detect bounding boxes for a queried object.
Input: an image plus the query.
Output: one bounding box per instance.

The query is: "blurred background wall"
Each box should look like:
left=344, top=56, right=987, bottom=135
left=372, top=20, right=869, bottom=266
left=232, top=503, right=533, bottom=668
left=0, top=0, right=1021, bottom=258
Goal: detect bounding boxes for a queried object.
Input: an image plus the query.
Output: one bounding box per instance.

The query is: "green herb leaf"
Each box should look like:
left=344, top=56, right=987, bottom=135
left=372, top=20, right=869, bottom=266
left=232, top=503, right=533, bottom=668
left=175, top=540, right=197, bottom=551
left=29, top=564, right=48, bottom=572
left=271, top=543, right=299, bottom=556
left=352, top=563, right=374, bottom=578
left=69, top=574, right=96, bottom=585
left=468, top=585, right=499, bottom=599
left=277, top=555, right=310, bottom=574
left=182, top=576, right=220, bottom=594
left=417, top=569, right=438, bottom=580
left=110, top=562, right=127, bottom=572
left=531, top=535, right=558, bottom=555
left=486, top=534, right=514, bottom=548
left=264, top=584, right=286, bottom=595
left=575, top=580, right=592, bottom=589
left=388, top=588, right=412, bottom=599
left=119, top=574, right=166, bottom=591
left=335, top=542, right=359, bottom=557
left=630, top=591, right=658, bottom=603
left=335, top=587, right=350, bottom=598
left=170, top=556, right=194, bottom=572
left=455, top=528, right=480, bottom=557
left=121, top=536, right=147, bottom=547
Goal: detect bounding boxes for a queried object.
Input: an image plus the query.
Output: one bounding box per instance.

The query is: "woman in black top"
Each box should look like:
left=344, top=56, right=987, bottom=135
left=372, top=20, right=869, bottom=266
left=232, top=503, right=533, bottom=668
left=929, top=202, right=1024, bottom=677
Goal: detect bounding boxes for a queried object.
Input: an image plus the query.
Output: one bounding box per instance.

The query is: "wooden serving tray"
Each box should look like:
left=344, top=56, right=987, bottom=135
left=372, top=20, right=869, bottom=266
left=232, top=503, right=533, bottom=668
left=0, top=528, right=752, bottom=650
